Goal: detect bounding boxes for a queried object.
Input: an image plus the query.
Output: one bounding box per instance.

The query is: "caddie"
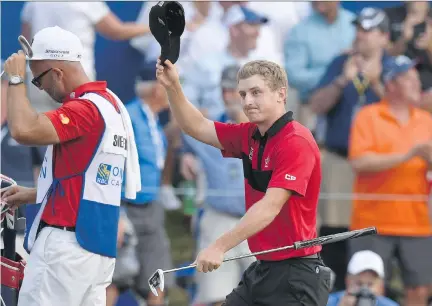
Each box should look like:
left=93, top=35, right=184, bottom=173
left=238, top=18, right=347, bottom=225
left=2, top=26, right=140, bottom=306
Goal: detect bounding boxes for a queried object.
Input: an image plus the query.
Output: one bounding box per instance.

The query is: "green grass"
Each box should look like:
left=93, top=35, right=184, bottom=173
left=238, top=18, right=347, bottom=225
left=165, top=210, right=196, bottom=306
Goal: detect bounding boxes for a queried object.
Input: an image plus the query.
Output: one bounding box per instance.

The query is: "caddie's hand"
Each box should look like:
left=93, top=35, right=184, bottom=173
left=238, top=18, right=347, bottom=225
left=156, top=58, right=180, bottom=89
left=4, top=50, right=26, bottom=79
left=1, top=185, right=36, bottom=211
left=194, top=244, right=224, bottom=273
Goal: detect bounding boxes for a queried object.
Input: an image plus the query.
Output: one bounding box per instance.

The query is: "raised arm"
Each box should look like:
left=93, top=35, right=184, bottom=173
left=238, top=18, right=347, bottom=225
left=95, top=12, right=150, bottom=41
left=156, top=59, right=223, bottom=150
left=84, top=2, right=149, bottom=40
left=4, top=53, right=101, bottom=146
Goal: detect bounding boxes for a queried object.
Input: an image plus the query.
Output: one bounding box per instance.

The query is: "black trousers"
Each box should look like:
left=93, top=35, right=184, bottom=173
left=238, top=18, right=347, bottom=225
left=222, top=255, right=332, bottom=306
left=319, top=226, right=349, bottom=292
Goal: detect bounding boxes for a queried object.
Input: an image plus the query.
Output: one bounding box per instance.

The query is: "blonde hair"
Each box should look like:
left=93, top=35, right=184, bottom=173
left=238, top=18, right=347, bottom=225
left=237, top=60, right=288, bottom=91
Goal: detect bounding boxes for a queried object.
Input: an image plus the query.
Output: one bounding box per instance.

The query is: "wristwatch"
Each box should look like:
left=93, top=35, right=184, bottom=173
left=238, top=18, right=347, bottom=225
left=8, top=75, right=24, bottom=86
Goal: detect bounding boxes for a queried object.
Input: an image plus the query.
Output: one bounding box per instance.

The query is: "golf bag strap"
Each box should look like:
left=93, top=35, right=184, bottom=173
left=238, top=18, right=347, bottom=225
left=1, top=256, right=26, bottom=289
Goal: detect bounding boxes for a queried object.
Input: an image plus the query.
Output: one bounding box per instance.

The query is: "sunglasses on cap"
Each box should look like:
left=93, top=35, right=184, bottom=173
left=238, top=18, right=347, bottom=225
left=32, top=68, right=53, bottom=89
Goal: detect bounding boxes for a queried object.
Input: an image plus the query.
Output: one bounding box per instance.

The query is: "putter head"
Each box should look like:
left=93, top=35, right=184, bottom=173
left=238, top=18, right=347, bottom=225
left=148, top=269, right=164, bottom=297
left=18, top=35, right=33, bottom=59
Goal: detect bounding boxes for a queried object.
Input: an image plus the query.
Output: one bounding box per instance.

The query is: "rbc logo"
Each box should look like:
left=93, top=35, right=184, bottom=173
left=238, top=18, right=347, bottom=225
left=96, top=163, right=112, bottom=185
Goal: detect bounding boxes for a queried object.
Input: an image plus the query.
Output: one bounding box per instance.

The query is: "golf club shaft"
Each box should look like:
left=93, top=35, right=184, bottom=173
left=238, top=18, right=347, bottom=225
left=161, top=227, right=377, bottom=274
left=161, top=245, right=295, bottom=274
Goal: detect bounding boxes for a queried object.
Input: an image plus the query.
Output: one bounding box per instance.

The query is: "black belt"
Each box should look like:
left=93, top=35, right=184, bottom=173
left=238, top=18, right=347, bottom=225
left=258, top=253, right=320, bottom=265
left=38, top=220, right=75, bottom=233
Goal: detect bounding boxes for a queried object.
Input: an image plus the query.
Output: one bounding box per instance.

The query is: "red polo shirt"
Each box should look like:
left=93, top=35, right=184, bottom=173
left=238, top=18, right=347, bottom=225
left=41, top=81, right=119, bottom=227
left=214, top=112, right=322, bottom=261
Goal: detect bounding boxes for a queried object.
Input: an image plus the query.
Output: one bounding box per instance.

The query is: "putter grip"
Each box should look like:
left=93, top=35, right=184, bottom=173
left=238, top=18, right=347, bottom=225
left=293, top=227, right=377, bottom=250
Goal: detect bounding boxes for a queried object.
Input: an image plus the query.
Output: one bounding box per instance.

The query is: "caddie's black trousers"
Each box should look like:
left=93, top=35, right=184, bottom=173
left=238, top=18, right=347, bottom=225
left=222, top=254, right=331, bottom=306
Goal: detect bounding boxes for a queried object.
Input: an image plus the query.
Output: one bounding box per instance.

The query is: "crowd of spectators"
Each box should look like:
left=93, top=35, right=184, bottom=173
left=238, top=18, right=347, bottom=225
left=2, top=1, right=432, bottom=306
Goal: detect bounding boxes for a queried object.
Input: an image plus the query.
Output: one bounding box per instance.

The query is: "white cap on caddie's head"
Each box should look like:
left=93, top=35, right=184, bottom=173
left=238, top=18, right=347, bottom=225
left=29, top=26, right=83, bottom=62
left=347, top=250, right=385, bottom=278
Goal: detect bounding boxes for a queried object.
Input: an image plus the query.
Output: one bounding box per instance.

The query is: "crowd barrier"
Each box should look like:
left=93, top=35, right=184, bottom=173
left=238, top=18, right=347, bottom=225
left=133, top=186, right=432, bottom=202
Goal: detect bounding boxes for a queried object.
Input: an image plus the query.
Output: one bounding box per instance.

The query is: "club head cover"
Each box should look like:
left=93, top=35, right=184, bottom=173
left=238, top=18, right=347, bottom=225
left=1, top=174, right=17, bottom=229
left=149, top=1, right=185, bottom=65
left=148, top=268, right=165, bottom=297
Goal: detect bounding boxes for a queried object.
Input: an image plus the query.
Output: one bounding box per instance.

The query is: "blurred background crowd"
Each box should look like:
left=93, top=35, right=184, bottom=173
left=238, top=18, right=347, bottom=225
left=2, top=1, right=432, bottom=306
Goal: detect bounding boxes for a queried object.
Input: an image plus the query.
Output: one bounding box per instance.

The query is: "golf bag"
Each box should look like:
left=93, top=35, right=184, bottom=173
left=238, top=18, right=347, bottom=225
left=1, top=174, right=26, bottom=306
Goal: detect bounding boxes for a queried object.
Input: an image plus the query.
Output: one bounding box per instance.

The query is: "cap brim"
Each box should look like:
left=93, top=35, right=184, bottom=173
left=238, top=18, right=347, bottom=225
left=352, top=20, right=377, bottom=31
left=349, top=266, right=384, bottom=278
left=384, top=61, right=417, bottom=83
left=353, top=18, right=389, bottom=32
left=27, top=56, right=80, bottom=62
left=358, top=268, right=383, bottom=277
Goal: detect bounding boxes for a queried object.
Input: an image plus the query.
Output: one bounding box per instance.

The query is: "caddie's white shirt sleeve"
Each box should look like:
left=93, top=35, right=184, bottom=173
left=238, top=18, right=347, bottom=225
left=80, top=1, right=111, bottom=25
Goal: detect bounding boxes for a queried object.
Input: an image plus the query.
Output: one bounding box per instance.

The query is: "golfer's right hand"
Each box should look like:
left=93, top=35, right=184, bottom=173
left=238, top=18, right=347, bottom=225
left=1, top=185, right=37, bottom=211
left=156, top=59, right=179, bottom=88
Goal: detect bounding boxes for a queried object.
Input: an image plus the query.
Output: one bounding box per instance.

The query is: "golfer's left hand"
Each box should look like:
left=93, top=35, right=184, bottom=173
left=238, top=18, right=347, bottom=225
left=4, top=50, right=26, bottom=79
left=195, top=244, right=224, bottom=273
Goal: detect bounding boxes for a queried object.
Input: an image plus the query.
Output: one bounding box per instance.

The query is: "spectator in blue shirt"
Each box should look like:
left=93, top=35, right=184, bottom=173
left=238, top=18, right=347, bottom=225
left=121, top=64, right=174, bottom=305
left=327, top=250, right=399, bottom=306
left=308, top=8, right=391, bottom=292
left=179, top=65, right=254, bottom=306
left=284, top=1, right=355, bottom=130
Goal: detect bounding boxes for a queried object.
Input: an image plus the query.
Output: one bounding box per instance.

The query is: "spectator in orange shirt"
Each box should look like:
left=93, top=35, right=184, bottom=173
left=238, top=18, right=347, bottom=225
left=348, top=55, right=432, bottom=306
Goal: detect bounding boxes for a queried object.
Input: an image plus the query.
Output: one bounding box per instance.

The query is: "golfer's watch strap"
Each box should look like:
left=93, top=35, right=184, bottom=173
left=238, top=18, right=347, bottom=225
left=8, top=75, right=24, bottom=86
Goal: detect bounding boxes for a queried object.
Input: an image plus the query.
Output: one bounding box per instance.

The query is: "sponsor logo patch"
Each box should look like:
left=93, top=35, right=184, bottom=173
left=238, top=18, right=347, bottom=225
left=59, top=113, right=70, bottom=125
left=96, top=163, right=112, bottom=185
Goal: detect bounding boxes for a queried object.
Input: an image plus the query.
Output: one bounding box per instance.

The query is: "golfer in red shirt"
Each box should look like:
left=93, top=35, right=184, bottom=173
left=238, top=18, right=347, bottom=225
left=156, top=59, right=331, bottom=305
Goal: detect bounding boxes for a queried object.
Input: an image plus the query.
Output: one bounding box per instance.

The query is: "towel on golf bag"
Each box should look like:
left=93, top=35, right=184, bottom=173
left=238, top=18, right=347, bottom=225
left=0, top=253, right=26, bottom=290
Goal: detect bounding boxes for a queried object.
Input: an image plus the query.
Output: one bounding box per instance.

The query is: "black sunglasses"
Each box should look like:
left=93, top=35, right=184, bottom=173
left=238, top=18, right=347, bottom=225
left=32, top=68, right=53, bottom=89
